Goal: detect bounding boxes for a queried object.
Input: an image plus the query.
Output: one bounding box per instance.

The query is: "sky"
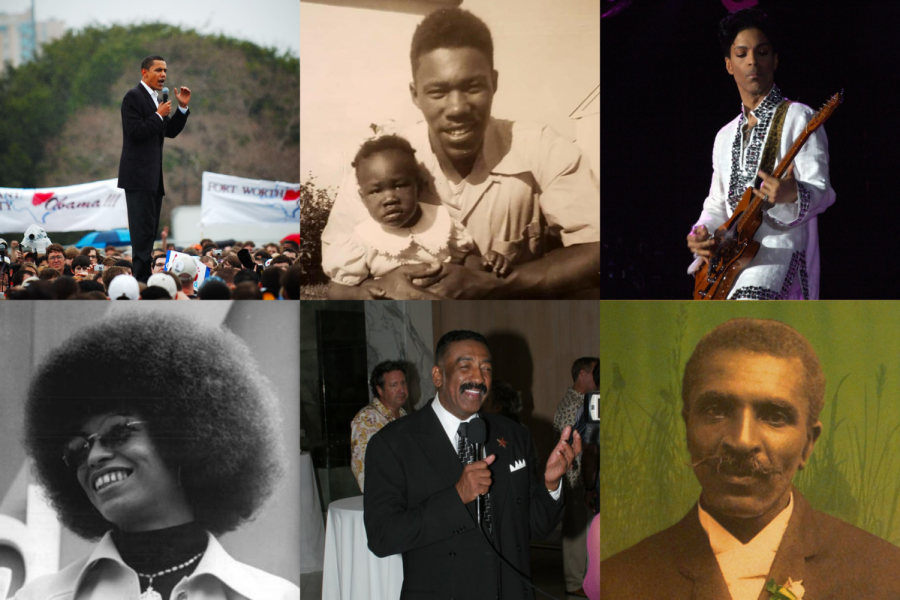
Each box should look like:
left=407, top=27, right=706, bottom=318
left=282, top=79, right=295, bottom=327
left=2, top=0, right=299, bottom=57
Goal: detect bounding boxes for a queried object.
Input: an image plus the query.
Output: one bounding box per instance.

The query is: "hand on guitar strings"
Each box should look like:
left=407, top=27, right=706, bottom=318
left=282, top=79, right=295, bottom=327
left=687, top=225, right=717, bottom=260
left=755, top=164, right=798, bottom=206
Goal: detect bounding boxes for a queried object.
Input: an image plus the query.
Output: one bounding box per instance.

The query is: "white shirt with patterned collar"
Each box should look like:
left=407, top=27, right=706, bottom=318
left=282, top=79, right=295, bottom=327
left=690, top=85, right=835, bottom=299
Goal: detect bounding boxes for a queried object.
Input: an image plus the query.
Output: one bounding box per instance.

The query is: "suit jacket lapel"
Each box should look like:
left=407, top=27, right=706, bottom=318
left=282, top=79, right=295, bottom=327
left=674, top=506, right=733, bottom=600
left=137, top=83, right=156, bottom=113
left=482, top=416, right=511, bottom=531
left=412, top=400, right=464, bottom=489
left=757, top=490, right=820, bottom=600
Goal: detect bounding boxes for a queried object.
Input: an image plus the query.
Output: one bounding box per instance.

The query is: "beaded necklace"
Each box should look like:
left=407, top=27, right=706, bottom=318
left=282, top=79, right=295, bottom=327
left=137, top=552, right=203, bottom=600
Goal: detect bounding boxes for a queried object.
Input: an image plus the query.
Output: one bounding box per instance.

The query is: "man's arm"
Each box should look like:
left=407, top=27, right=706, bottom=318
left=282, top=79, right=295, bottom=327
left=122, top=90, right=166, bottom=141
left=364, top=429, right=475, bottom=557
left=164, top=86, right=191, bottom=139
left=408, top=242, right=599, bottom=299
left=349, top=414, right=366, bottom=493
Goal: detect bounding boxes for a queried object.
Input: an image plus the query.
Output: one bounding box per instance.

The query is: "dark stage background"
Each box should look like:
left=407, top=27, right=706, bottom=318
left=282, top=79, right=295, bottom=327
left=601, top=0, right=900, bottom=299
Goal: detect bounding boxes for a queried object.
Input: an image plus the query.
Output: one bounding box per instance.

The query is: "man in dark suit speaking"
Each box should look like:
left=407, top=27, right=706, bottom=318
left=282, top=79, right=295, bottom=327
left=364, top=330, right=582, bottom=599
left=117, top=55, right=191, bottom=282
left=602, top=319, right=900, bottom=598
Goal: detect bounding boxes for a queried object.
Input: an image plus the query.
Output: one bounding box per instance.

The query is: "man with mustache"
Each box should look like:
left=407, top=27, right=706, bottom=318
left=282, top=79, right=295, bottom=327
left=686, top=8, right=835, bottom=299
left=364, top=330, right=581, bottom=598
left=323, top=8, right=600, bottom=299
left=601, top=318, right=900, bottom=598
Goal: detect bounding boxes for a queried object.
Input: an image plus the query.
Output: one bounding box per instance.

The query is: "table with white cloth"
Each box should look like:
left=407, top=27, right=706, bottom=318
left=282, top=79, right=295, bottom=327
left=300, top=452, right=326, bottom=573
left=322, top=495, right=404, bottom=600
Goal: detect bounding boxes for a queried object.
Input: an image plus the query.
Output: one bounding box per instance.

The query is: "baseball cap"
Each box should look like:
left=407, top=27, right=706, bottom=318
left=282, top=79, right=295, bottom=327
left=107, top=274, right=139, bottom=300
left=147, top=272, right=177, bottom=299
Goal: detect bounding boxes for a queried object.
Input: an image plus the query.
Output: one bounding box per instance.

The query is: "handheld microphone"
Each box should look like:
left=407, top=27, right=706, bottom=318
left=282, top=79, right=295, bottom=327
left=162, top=87, right=169, bottom=104
left=467, top=418, right=488, bottom=525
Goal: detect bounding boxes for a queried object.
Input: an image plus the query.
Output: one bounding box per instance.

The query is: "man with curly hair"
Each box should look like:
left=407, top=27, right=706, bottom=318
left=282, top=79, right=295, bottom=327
left=322, top=8, right=600, bottom=299
left=17, top=313, right=298, bottom=599
left=350, top=360, right=409, bottom=492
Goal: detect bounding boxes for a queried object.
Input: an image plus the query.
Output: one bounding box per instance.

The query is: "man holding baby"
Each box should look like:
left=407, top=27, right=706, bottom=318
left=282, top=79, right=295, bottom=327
left=322, top=8, right=600, bottom=300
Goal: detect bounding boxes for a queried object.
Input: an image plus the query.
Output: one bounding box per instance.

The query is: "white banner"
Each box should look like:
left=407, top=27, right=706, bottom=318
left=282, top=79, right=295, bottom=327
left=0, top=179, right=128, bottom=233
left=200, top=172, right=300, bottom=226
left=165, top=250, right=211, bottom=292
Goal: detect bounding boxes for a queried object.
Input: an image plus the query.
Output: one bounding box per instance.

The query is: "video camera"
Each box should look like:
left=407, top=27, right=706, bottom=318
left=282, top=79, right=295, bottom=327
left=569, top=392, right=599, bottom=446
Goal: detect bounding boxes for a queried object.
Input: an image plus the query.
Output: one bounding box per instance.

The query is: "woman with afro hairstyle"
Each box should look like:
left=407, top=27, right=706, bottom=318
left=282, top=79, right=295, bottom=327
left=16, top=313, right=298, bottom=600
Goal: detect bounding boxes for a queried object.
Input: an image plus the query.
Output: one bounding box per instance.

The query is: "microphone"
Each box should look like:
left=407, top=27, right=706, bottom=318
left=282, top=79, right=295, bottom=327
left=467, top=418, right=488, bottom=525
left=162, top=87, right=169, bottom=104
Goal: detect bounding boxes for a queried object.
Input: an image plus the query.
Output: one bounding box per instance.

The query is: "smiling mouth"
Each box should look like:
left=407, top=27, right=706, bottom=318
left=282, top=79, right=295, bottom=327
left=93, top=469, right=132, bottom=492
left=443, top=125, right=477, bottom=144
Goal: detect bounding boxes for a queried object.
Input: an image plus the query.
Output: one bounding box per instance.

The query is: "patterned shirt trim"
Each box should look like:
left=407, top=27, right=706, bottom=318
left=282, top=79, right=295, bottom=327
left=772, top=182, right=811, bottom=227
left=728, top=86, right=786, bottom=211
left=730, top=249, right=809, bottom=300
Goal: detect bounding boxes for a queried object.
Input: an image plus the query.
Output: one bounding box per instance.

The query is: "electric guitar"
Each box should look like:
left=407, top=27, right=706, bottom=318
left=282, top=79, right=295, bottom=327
left=693, top=90, right=843, bottom=300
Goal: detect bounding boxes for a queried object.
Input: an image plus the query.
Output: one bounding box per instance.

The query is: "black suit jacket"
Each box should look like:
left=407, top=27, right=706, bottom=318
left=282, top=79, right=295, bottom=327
left=601, top=489, right=900, bottom=599
left=117, top=83, right=189, bottom=193
left=364, top=399, right=564, bottom=600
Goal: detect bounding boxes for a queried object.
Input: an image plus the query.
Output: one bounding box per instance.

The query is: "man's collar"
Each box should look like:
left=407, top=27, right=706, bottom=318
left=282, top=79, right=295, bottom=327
left=698, top=492, right=793, bottom=555
left=431, top=392, right=479, bottom=443
left=372, top=397, right=405, bottom=420
left=139, top=80, right=158, bottom=98
left=409, top=118, right=530, bottom=179
left=742, top=85, right=784, bottom=120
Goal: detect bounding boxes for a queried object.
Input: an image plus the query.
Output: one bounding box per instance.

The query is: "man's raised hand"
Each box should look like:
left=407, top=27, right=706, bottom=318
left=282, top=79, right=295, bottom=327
left=174, top=86, right=191, bottom=108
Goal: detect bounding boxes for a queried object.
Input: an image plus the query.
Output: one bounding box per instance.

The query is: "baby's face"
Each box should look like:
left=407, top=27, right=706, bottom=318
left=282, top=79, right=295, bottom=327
left=356, top=150, right=420, bottom=229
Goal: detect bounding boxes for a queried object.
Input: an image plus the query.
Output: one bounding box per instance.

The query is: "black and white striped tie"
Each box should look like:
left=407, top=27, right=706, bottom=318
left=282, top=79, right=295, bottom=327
left=457, top=422, right=493, bottom=540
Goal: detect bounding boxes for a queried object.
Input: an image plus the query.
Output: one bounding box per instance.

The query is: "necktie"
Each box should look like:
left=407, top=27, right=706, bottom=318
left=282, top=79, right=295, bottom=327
left=457, top=422, right=493, bottom=540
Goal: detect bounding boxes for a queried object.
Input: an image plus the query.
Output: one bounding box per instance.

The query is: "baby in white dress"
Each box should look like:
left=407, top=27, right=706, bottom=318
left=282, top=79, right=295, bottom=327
left=326, top=134, right=510, bottom=289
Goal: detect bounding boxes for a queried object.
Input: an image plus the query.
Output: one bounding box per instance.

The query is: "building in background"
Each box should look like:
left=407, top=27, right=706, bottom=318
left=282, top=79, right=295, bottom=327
left=0, top=9, right=65, bottom=75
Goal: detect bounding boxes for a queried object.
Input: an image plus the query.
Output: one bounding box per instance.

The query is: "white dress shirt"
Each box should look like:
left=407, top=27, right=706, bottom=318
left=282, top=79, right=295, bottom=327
left=698, top=493, right=794, bottom=600
left=430, top=394, right=561, bottom=499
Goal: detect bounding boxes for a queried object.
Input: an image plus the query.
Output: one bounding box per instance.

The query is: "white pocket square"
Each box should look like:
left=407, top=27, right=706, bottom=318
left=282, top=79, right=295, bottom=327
left=509, top=459, right=526, bottom=473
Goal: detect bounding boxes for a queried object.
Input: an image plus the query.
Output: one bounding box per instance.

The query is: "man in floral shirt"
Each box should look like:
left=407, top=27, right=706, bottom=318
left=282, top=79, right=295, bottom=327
left=351, top=360, right=409, bottom=492
left=553, top=356, right=598, bottom=597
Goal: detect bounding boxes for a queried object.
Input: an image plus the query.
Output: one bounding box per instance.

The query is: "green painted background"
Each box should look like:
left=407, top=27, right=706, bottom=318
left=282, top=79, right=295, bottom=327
left=600, top=301, right=900, bottom=560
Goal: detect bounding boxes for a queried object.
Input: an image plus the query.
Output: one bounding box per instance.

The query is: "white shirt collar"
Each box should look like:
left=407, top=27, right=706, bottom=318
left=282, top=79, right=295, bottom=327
left=698, top=493, right=794, bottom=600
left=354, top=203, right=452, bottom=257
left=431, top=392, right=479, bottom=449
left=72, top=530, right=289, bottom=600
left=139, top=80, right=159, bottom=105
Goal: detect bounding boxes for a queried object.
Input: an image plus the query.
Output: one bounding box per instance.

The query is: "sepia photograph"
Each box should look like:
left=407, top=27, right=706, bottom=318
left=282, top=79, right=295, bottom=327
left=299, top=0, right=600, bottom=300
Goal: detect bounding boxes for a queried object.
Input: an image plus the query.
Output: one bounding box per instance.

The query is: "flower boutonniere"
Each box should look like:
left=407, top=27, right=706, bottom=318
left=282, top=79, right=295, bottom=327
left=766, top=578, right=805, bottom=600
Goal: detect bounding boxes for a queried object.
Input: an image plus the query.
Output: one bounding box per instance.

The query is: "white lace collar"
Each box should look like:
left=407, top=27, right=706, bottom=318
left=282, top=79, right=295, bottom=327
left=354, top=203, right=452, bottom=257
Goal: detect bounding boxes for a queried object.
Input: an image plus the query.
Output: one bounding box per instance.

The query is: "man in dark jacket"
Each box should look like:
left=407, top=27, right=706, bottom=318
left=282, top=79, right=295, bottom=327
left=364, top=329, right=581, bottom=599
left=117, top=55, right=191, bottom=282
left=602, top=319, right=900, bottom=598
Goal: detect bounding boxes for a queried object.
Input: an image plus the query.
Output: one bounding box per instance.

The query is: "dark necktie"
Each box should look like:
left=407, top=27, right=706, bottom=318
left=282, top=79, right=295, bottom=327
left=457, top=422, right=493, bottom=540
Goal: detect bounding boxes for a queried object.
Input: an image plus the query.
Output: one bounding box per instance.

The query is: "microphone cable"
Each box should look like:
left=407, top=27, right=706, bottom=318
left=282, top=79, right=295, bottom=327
left=473, top=512, right=561, bottom=600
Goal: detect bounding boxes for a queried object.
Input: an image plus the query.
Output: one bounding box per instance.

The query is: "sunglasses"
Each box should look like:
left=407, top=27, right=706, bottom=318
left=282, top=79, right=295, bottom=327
left=62, top=419, right=146, bottom=469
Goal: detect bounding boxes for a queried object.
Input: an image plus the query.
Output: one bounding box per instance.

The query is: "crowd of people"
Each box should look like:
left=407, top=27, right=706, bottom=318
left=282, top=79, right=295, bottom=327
left=0, top=237, right=301, bottom=300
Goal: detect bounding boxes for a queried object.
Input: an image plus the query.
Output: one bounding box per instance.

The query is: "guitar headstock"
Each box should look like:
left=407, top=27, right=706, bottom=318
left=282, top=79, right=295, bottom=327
left=806, top=90, right=843, bottom=131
